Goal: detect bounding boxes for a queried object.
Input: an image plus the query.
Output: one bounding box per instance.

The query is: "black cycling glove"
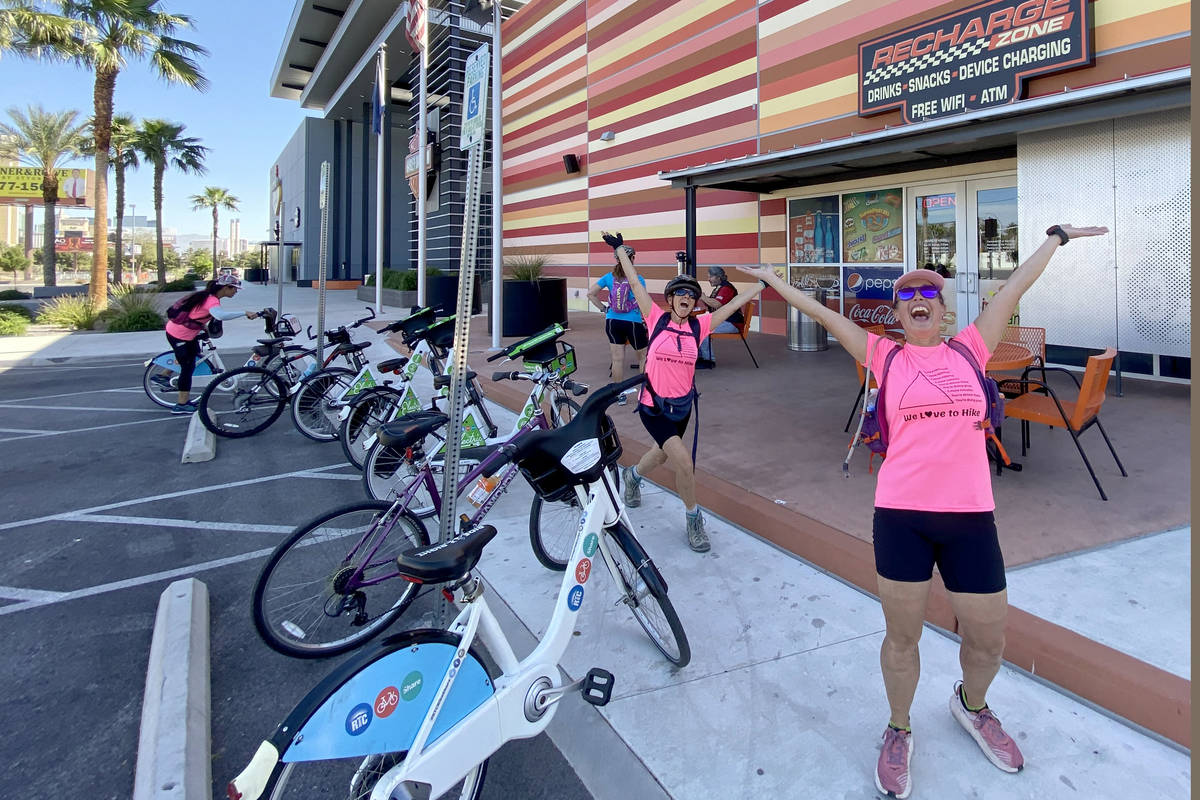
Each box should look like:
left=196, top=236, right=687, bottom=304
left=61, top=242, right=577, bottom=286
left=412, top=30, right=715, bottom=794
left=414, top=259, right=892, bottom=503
left=602, top=231, right=624, bottom=249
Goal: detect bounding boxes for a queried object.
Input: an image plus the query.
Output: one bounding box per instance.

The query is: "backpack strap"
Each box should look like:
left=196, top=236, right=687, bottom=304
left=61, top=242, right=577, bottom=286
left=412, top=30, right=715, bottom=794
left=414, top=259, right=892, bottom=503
left=873, top=342, right=903, bottom=450
left=946, top=338, right=1012, bottom=470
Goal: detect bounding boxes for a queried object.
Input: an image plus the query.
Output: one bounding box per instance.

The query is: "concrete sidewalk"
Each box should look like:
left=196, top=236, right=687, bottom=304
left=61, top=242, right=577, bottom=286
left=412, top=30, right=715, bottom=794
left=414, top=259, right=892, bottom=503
left=0, top=282, right=399, bottom=366
left=476, top=401, right=1190, bottom=800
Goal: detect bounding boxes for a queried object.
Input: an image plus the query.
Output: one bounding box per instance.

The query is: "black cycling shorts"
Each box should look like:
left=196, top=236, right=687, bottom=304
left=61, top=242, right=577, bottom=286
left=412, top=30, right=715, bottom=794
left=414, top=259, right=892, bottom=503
left=637, top=404, right=690, bottom=448
left=872, top=508, right=1006, bottom=594
left=605, top=318, right=648, bottom=349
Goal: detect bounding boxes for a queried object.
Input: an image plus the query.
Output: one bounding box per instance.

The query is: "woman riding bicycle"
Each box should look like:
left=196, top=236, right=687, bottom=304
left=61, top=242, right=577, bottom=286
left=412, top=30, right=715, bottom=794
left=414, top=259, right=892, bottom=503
left=162, top=274, right=260, bottom=414
left=603, top=231, right=764, bottom=552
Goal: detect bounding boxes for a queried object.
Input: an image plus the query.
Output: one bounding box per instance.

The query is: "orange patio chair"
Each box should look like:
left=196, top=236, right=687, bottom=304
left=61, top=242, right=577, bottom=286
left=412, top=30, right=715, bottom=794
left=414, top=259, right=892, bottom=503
left=844, top=325, right=887, bottom=432
left=710, top=298, right=759, bottom=368
left=1003, top=347, right=1127, bottom=500
left=996, top=325, right=1047, bottom=398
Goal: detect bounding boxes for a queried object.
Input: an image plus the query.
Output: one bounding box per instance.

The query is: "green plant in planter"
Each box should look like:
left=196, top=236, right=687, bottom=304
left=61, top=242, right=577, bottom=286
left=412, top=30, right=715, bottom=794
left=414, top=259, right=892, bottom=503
left=504, top=255, right=548, bottom=281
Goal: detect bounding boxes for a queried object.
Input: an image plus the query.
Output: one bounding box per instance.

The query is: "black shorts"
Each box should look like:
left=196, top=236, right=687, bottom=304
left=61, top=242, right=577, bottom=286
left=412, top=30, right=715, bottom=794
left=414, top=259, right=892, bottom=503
left=637, top=404, right=690, bottom=448
left=872, top=508, right=1006, bottom=594
left=605, top=318, right=647, bottom=349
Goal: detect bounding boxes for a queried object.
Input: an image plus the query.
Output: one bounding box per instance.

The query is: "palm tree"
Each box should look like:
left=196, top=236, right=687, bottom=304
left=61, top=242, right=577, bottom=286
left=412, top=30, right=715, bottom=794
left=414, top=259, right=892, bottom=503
left=133, top=118, right=206, bottom=284
left=189, top=187, right=239, bottom=280
left=107, top=113, right=138, bottom=285
left=0, top=0, right=208, bottom=306
left=0, top=105, right=89, bottom=286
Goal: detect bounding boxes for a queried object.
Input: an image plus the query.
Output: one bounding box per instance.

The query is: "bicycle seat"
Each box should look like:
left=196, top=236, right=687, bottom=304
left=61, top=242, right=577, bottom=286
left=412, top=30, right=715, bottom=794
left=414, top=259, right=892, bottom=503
left=376, top=410, right=448, bottom=449
left=340, top=341, right=372, bottom=355
left=433, top=371, right=477, bottom=389
left=377, top=357, right=409, bottom=373
left=394, top=524, right=497, bottom=583
left=256, top=337, right=286, bottom=347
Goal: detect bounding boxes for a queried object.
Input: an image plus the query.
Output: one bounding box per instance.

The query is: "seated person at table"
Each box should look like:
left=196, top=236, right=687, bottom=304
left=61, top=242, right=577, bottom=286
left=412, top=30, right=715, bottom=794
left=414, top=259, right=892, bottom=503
left=696, top=266, right=742, bottom=368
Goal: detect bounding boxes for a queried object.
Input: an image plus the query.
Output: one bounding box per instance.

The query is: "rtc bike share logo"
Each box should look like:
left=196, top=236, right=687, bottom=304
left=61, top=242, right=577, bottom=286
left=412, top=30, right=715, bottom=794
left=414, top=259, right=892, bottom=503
left=582, top=533, right=599, bottom=558
left=401, top=670, right=424, bottom=701
left=567, top=585, right=585, bottom=612
left=574, top=558, right=592, bottom=584
left=375, top=686, right=400, bottom=718
left=345, top=703, right=373, bottom=736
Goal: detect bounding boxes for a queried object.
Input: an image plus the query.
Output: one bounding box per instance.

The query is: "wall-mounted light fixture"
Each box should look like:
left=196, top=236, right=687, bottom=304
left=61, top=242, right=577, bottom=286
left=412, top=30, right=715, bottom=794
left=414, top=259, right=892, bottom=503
left=599, top=130, right=615, bottom=142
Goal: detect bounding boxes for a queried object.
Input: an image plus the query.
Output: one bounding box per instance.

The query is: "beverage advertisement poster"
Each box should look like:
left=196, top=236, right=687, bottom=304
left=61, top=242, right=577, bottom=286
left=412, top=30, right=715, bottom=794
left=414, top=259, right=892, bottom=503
left=841, top=189, right=903, bottom=263
left=842, top=265, right=903, bottom=336
left=788, top=196, right=839, bottom=264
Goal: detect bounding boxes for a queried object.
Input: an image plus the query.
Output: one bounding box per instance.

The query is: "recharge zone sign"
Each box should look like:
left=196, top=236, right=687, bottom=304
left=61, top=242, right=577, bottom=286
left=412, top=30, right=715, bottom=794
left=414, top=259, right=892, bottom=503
left=859, top=0, right=1092, bottom=123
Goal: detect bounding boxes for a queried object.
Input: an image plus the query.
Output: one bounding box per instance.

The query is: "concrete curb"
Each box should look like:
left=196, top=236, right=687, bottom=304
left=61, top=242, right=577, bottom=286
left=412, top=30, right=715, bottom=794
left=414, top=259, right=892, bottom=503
left=133, top=578, right=211, bottom=800
left=181, top=413, right=216, bottom=463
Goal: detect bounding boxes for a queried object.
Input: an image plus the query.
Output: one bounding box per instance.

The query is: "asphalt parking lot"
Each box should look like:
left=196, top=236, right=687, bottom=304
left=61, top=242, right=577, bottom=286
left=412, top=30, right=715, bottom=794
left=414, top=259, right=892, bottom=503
left=0, top=356, right=591, bottom=800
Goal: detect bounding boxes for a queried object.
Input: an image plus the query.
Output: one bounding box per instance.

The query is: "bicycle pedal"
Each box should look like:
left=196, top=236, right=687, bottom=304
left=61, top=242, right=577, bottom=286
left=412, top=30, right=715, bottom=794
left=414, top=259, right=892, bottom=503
left=581, top=668, right=614, bottom=706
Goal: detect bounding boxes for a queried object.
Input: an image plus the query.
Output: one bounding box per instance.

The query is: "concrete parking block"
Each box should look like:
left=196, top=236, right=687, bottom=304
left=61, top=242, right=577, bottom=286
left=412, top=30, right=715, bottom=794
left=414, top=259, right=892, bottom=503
left=133, top=578, right=211, bottom=800
left=181, top=413, right=215, bottom=463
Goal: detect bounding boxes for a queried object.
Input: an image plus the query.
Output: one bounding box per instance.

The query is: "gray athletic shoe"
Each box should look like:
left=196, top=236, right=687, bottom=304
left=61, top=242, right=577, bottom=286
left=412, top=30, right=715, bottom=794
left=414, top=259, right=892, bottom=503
left=621, top=466, right=641, bottom=508
left=686, top=510, right=710, bottom=552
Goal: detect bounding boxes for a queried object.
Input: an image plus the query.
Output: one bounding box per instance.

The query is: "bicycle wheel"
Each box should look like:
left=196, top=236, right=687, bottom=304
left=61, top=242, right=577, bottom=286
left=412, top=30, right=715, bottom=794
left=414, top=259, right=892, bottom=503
left=603, top=522, right=691, bottom=667
left=340, top=390, right=403, bottom=469
left=257, top=630, right=492, bottom=800
left=142, top=354, right=182, bottom=408
left=362, top=440, right=437, bottom=517
left=253, top=500, right=430, bottom=658
left=528, top=493, right=581, bottom=571
left=198, top=366, right=288, bottom=438
left=291, top=367, right=356, bottom=441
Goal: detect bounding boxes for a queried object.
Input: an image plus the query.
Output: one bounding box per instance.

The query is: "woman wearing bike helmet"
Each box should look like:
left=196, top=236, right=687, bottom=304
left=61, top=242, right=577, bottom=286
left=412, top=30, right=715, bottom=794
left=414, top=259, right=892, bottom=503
left=746, top=224, right=1109, bottom=800
left=161, top=273, right=260, bottom=414
left=601, top=231, right=764, bottom=552
left=586, top=245, right=648, bottom=402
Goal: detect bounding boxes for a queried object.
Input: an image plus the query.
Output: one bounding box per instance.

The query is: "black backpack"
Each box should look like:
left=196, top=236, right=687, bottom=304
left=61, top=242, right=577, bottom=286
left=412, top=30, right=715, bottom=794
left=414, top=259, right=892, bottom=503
left=643, top=312, right=703, bottom=463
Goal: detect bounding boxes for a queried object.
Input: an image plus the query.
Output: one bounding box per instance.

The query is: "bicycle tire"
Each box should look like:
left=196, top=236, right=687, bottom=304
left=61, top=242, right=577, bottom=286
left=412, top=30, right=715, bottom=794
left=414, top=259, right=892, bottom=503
left=257, top=629, right=492, bottom=800
left=604, top=522, right=691, bottom=667
left=252, top=500, right=431, bottom=658
left=197, top=366, right=288, bottom=438
left=340, top=389, right=403, bottom=470
left=291, top=367, right=356, bottom=441
left=142, top=354, right=180, bottom=408
left=362, top=439, right=437, bottom=517
left=528, top=493, right=581, bottom=571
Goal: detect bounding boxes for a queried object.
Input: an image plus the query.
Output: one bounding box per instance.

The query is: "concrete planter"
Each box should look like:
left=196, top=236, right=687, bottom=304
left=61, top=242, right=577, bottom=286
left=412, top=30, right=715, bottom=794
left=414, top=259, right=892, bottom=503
left=356, top=285, right=418, bottom=310
left=500, top=278, right=567, bottom=337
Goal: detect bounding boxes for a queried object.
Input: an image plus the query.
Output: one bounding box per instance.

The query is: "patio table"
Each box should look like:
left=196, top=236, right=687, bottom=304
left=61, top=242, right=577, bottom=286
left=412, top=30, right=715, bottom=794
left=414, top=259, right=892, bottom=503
left=986, top=340, right=1036, bottom=372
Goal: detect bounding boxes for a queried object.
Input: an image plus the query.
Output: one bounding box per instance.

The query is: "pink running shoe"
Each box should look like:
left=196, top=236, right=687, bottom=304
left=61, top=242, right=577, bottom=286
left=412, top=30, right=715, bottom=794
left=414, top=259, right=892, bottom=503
left=874, top=725, right=913, bottom=799
left=949, top=681, right=1024, bottom=773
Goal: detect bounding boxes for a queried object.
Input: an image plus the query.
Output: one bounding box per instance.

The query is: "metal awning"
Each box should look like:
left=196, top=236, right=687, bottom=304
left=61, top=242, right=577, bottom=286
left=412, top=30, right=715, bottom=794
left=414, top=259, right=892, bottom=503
left=660, top=68, right=1190, bottom=194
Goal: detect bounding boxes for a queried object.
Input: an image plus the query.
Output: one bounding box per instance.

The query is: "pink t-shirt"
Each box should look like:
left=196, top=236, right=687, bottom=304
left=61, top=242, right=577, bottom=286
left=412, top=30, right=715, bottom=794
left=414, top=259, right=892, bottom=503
left=165, top=294, right=219, bottom=340
left=639, top=303, right=713, bottom=406
left=866, top=324, right=995, bottom=512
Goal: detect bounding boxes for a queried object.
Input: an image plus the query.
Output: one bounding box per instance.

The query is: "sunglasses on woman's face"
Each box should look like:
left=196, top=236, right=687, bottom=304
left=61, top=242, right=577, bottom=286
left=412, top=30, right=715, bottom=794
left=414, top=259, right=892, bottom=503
left=895, top=285, right=940, bottom=301
left=671, top=288, right=699, bottom=300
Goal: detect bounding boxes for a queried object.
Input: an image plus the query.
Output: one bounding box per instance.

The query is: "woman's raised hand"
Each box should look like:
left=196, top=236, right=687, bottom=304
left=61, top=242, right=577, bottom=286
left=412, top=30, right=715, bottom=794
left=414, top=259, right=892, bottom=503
left=1059, top=225, right=1109, bottom=240
left=744, top=266, right=780, bottom=283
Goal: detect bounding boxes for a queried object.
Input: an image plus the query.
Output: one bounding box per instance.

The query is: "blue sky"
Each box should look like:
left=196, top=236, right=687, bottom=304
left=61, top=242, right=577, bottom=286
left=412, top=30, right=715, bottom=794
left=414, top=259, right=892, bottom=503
left=0, top=0, right=311, bottom=242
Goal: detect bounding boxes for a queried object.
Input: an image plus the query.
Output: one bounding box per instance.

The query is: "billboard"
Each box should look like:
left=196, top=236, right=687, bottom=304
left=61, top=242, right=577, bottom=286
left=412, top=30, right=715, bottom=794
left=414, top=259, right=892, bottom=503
left=842, top=266, right=904, bottom=337
left=0, top=166, right=94, bottom=206
left=841, top=189, right=903, bottom=263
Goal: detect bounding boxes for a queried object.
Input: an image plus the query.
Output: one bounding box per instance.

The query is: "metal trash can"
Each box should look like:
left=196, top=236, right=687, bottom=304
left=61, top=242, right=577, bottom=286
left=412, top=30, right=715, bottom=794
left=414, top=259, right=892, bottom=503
left=787, top=287, right=828, bottom=351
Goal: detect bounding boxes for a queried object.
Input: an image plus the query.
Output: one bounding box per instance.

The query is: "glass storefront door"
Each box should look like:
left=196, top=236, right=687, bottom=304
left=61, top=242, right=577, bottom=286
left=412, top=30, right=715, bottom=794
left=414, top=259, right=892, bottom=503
left=906, top=176, right=1017, bottom=334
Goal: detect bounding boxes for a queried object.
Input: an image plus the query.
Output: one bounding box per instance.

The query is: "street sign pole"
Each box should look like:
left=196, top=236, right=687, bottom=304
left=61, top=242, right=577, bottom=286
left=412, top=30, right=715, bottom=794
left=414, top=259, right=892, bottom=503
left=436, top=42, right=490, bottom=550
left=317, top=161, right=330, bottom=362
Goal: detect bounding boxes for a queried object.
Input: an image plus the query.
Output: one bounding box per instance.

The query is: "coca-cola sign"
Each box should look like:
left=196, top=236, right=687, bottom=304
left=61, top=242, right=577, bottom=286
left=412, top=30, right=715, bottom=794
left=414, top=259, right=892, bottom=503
left=847, top=302, right=898, bottom=326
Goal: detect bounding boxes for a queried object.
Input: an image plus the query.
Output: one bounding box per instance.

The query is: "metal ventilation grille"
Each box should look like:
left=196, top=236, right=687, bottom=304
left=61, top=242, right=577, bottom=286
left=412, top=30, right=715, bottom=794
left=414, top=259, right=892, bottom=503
left=1018, top=109, right=1191, bottom=359
left=1017, top=121, right=1117, bottom=350
left=1113, top=108, right=1190, bottom=357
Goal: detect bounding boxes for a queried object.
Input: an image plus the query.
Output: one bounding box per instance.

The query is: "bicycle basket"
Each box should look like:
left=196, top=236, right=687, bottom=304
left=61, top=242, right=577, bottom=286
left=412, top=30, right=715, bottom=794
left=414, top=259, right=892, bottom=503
left=273, top=313, right=301, bottom=337
left=326, top=327, right=351, bottom=345
left=517, top=412, right=621, bottom=502
left=398, top=306, right=436, bottom=341
left=522, top=340, right=577, bottom=377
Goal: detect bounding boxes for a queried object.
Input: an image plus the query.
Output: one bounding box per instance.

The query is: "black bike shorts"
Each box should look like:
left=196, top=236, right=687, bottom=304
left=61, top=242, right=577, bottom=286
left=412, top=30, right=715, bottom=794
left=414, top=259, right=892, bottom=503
left=605, top=318, right=648, bottom=349
left=872, top=508, right=1006, bottom=594
left=637, top=404, right=690, bottom=449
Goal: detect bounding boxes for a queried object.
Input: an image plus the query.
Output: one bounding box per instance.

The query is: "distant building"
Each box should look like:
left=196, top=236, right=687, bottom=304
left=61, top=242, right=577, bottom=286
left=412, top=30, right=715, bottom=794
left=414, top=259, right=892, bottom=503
left=228, top=219, right=242, bottom=255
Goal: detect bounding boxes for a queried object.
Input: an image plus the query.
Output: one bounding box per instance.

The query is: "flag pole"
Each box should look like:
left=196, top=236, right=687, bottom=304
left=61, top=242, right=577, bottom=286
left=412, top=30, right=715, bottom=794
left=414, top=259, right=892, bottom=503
left=375, top=44, right=387, bottom=314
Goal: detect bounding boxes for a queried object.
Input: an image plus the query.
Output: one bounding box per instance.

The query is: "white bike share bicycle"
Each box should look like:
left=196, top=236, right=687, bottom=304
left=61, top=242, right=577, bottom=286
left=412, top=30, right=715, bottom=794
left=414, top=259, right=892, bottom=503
left=228, top=374, right=689, bottom=800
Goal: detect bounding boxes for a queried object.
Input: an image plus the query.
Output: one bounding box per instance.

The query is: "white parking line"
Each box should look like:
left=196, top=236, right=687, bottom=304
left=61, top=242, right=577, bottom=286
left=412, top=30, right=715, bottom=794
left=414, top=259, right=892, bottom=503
left=0, top=403, right=162, bottom=413
left=0, top=385, right=144, bottom=403
left=293, top=472, right=362, bottom=481
left=0, top=585, right=68, bottom=602
left=0, top=427, right=55, bottom=434
left=0, top=546, right=276, bottom=616
left=0, top=462, right=349, bottom=532
left=67, top=514, right=294, bottom=534
left=0, top=415, right=181, bottom=443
